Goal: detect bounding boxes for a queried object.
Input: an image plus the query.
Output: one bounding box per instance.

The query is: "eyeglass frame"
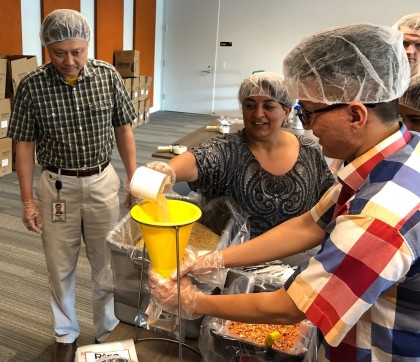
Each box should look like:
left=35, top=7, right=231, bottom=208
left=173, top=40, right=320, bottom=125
left=296, top=103, right=376, bottom=126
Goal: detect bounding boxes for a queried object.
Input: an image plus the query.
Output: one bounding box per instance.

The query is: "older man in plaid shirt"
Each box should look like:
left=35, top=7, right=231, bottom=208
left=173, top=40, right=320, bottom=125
left=7, top=9, right=137, bottom=362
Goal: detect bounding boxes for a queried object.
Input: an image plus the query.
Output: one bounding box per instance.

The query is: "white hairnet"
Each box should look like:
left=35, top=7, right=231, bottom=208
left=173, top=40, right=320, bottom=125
left=393, top=13, right=420, bottom=34
left=238, top=72, right=294, bottom=107
left=40, top=9, right=91, bottom=47
left=283, top=24, right=410, bottom=104
left=400, top=73, right=420, bottom=110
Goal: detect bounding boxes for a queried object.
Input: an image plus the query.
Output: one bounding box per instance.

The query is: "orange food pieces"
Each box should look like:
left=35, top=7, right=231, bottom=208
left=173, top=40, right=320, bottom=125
left=228, top=321, right=301, bottom=351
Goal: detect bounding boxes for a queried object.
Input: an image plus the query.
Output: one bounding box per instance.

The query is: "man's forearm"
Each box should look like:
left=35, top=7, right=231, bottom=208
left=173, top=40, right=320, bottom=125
left=15, top=141, right=36, bottom=202
left=223, top=211, right=324, bottom=268
left=115, top=124, right=137, bottom=179
left=196, top=288, right=305, bottom=325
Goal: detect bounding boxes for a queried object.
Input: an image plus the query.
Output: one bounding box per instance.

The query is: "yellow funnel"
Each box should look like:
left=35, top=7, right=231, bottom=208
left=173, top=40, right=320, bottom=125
left=130, top=200, right=202, bottom=277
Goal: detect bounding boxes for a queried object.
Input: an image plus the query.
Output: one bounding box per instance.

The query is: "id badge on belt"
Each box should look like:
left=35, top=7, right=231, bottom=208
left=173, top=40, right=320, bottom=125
left=51, top=170, right=66, bottom=223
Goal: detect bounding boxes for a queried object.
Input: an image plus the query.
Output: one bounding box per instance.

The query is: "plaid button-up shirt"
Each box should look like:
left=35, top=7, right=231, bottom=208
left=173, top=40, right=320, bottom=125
left=7, top=59, right=136, bottom=168
left=285, top=124, right=420, bottom=361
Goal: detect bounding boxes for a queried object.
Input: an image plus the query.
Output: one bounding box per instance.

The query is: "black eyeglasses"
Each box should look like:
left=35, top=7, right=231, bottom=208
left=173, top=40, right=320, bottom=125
left=296, top=103, right=377, bottom=126
left=296, top=104, right=347, bottom=125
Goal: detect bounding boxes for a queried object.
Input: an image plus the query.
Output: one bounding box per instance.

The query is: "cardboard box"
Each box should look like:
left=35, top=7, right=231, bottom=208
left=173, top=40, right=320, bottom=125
left=0, top=98, right=11, bottom=138
left=0, top=59, right=7, bottom=99
left=0, top=137, right=12, bottom=177
left=131, top=76, right=139, bottom=101
left=138, top=100, right=145, bottom=126
left=123, top=78, right=132, bottom=94
left=114, top=50, right=140, bottom=78
left=144, top=99, right=150, bottom=124
left=131, top=98, right=139, bottom=129
left=139, top=75, right=152, bottom=100
left=0, top=55, right=38, bottom=98
left=75, top=339, right=139, bottom=362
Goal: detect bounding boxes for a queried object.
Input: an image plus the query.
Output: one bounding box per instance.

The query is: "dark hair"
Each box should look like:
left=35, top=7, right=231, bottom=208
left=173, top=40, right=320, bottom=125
left=371, top=100, right=399, bottom=123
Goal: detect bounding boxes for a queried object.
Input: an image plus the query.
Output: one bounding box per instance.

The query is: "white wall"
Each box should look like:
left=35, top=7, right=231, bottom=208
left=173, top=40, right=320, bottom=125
left=152, top=0, right=165, bottom=113
left=123, top=0, right=134, bottom=50
left=21, top=0, right=41, bottom=65
left=153, top=0, right=419, bottom=115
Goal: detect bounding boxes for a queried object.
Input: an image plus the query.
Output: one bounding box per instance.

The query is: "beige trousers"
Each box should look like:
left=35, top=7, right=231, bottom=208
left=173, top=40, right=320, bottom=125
left=36, top=164, right=120, bottom=343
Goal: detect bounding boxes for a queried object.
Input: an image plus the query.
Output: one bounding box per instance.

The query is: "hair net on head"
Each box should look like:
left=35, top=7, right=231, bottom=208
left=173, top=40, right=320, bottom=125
left=40, top=9, right=91, bottom=47
left=393, top=13, right=420, bottom=34
left=283, top=24, right=410, bottom=104
left=400, top=73, right=420, bottom=110
left=238, top=72, right=294, bottom=107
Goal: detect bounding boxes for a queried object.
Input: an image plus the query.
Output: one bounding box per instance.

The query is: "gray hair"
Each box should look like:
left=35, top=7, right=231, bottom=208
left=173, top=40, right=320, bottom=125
left=40, top=9, right=91, bottom=47
left=283, top=24, right=410, bottom=104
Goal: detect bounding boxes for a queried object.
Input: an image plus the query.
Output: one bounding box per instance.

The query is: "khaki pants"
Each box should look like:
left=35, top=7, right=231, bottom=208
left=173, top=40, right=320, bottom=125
left=36, top=164, right=120, bottom=343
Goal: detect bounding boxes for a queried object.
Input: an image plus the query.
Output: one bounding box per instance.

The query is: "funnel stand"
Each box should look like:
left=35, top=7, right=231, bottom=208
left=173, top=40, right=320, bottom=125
left=133, top=226, right=201, bottom=361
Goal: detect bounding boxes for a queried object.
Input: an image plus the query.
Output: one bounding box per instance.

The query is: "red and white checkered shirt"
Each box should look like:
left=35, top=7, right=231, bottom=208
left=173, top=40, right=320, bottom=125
left=285, top=124, right=420, bottom=361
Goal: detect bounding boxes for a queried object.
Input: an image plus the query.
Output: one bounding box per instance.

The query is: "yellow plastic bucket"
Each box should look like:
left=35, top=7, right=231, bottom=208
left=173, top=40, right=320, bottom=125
left=130, top=200, right=202, bottom=278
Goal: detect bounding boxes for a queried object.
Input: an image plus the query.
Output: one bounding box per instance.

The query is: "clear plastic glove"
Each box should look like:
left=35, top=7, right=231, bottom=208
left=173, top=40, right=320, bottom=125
left=124, top=181, right=137, bottom=209
left=22, top=199, right=43, bottom=234
left=145, top=161, right=176, bottom=192
left=171, top=246, right=225, bottom=280
left=148, top=268, right=203, bottom=320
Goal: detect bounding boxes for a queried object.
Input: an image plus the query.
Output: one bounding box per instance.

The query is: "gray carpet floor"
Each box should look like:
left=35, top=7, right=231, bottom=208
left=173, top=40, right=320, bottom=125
left=0, top=111, right=217, bottom=362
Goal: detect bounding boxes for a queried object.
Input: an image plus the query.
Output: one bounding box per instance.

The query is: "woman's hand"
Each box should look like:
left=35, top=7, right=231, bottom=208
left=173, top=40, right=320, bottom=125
left=145, top=161, right=176, bottom=192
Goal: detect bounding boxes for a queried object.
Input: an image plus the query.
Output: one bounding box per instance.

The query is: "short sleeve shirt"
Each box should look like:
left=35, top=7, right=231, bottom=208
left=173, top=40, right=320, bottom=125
left=189, top=130, right=335, bottom=238
left=285, top=124, right=420, bottom=361
left=7, top=59, right=137, bottom=168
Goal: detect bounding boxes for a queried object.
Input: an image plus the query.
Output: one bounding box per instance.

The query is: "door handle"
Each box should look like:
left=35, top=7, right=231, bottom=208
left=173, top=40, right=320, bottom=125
left=200, top=66, right=211, bottom=74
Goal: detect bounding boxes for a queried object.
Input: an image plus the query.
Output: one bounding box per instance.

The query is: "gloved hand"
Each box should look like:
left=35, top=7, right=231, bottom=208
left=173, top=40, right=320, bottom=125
left=148, top=268, right=203, bottom=320
left=171, top=246, right=225, bottom=279
left=124, top=181, right=137, bottom=209
left=145, top=161, right=176, bottom=192
left=22, top=199, right=43, bottom=234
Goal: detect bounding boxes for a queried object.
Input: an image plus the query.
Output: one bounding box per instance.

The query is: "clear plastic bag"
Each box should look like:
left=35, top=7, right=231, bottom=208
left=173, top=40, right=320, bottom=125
left=198, top=272, right=317, bottom=362
left=105, top=195, right=250, bottom=340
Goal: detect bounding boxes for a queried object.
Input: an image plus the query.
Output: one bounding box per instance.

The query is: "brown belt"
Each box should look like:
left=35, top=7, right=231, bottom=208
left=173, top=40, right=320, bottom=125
left=44, top=160, right=110, bottom=177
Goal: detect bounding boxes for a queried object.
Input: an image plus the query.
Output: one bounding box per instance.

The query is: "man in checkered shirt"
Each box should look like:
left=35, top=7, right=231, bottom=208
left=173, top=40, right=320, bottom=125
left=7, top=9, right=137, bottom=362
left=148, top=23, right=420, bottom=361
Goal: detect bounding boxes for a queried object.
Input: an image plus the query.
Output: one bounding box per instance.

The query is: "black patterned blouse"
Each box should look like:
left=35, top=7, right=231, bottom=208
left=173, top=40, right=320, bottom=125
left=188, top=129, right=335, bottom=238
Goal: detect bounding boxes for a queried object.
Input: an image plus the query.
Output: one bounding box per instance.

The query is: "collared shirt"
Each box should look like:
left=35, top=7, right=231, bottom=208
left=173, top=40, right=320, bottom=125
left=189, top=129, right=335, bottom=237
left=285, top=124, right=420, bottom=361
left=7, top=59, right=136, bottom=168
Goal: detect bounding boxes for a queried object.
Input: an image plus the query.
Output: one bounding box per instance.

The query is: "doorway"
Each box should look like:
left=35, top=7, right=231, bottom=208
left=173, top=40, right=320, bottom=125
left=161, top=0, right=219, bottom=114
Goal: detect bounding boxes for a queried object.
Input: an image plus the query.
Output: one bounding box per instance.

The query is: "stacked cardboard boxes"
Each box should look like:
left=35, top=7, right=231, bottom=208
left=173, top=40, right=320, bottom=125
left=139, top=75, right=152, bottom=124
left=0, top=59, right=11, bottom=176
left=0, top=55, right=38, bottom=173
left=114, top=50, right=152, bottom=128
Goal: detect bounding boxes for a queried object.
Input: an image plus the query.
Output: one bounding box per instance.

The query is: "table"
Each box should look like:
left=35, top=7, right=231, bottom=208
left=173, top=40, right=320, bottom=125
left=152, top=118, right=244, bottom=159
left=105, top=322, right=201, bottom=361
left=151, top=117, right=320, bottom=160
